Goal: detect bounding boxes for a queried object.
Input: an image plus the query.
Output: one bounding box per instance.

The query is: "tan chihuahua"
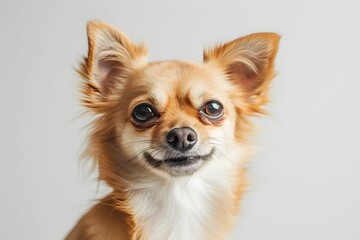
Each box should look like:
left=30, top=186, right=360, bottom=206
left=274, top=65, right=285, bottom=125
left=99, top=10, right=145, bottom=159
left=66, top=21, right=280, bottom=240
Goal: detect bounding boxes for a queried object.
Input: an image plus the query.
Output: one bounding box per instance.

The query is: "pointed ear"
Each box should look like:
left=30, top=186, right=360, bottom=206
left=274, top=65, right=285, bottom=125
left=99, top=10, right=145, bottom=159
left=204, top=33, right=280, bottom=109
left=79, top=20, right=148, bottom=111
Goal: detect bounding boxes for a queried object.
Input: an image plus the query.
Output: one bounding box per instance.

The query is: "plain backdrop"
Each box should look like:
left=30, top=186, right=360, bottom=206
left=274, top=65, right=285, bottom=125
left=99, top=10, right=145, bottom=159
left=0, top=0, right=359, bottom=239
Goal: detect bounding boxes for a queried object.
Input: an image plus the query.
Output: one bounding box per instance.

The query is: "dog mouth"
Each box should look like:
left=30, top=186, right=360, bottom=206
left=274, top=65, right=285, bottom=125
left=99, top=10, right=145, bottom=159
left=144, top=148, right=215, bottom=175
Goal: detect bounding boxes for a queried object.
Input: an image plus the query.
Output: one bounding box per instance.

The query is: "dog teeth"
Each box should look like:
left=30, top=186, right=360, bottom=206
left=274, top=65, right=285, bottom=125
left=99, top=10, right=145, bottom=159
left=188, top=157, right=194, bottom=160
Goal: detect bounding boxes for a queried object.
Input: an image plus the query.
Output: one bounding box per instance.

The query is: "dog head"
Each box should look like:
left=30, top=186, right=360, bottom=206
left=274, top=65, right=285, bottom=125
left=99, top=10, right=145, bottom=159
left=79, top=21, right=280, bottom=180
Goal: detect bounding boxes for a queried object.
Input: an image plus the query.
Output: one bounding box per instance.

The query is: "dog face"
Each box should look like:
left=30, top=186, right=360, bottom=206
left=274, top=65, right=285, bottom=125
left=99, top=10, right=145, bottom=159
left=80, top=21, right=279, bottom=179
left=116, top=61, right=239, bottom=176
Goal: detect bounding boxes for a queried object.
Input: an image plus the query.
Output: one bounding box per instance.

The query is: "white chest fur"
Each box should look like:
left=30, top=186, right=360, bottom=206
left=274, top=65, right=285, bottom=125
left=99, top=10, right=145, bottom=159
left=128, top=155, right=242, bottom=240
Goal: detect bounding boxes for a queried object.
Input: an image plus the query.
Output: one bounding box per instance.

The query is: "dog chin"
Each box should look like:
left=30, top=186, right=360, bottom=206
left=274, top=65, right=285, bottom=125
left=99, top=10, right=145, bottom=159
left=144, top=148, right=215, bottom=176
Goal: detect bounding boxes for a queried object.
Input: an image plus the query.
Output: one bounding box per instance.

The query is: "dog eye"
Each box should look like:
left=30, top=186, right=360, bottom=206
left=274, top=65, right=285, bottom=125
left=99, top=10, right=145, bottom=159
left=201, top=101, right=224, bottom=119
left=132, top=104, right=157, bottom=122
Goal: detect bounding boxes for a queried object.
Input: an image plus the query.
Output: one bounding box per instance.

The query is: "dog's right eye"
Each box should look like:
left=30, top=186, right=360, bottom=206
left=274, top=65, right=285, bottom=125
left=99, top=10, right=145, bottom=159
left=132, top=104, right=157, bottom=122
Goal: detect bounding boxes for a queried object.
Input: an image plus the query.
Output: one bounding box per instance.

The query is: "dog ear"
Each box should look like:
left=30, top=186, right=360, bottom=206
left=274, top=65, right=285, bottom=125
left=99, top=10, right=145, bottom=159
left=79, top=20, right=148, bottom=112
left=204, top=33, right=280, bottom=110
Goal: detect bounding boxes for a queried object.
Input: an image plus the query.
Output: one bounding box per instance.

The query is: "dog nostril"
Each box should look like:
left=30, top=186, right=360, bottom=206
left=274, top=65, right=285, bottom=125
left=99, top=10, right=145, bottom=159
left=187, top=134, right=196, bottom=142
left=169, top=135, right=178, bottom=143
left=166, top=132, right=178, bottom=143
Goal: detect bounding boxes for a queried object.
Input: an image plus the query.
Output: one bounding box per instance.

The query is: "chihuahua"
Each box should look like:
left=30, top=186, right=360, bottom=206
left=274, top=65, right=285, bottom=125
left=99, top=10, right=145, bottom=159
left=66, top=21, right=280, bottom=240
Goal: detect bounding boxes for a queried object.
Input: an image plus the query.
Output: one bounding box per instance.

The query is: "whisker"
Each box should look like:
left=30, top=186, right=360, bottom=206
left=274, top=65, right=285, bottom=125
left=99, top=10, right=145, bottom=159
left=127, top=162, right=149, bottom=195
left=207, top=136, right=243, bottom=144
left=207, top=142, right=239, bottom=166
left=112, top=147, right=152, bottom=170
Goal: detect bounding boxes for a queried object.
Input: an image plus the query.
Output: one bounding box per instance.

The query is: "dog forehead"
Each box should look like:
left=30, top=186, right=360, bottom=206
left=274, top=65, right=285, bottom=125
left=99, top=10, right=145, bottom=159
left=138, top=61, right=219, bottom=99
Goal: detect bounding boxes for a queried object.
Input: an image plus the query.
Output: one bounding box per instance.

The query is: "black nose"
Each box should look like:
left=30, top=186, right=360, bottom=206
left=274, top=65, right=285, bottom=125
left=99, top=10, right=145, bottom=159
left=166, top=127, right=198, bottom=152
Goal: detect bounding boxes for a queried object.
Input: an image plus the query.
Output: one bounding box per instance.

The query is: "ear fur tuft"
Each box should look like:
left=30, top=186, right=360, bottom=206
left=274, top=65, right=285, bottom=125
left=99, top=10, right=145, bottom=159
left=204, top=33, right=280, bottom=112
left=79, top=20, right=148, bottom=112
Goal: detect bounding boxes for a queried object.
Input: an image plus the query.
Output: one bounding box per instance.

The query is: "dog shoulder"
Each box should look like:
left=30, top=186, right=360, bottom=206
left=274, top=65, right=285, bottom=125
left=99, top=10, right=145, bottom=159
left=65, top=197, right=130, bottom=240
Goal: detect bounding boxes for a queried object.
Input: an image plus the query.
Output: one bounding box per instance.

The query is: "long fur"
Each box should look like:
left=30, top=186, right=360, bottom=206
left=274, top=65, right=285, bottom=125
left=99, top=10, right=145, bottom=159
left=66, top=21, right=280, bottom=240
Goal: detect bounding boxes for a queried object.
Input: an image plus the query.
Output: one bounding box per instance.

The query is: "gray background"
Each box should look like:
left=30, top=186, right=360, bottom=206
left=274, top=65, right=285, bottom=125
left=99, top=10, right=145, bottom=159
left=1, top=0, right=359, bottom=239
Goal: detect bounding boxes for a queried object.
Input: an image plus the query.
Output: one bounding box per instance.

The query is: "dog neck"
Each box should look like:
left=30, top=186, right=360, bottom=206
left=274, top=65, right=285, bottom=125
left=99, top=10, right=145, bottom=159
left=124, top=150, right=246, bottom=240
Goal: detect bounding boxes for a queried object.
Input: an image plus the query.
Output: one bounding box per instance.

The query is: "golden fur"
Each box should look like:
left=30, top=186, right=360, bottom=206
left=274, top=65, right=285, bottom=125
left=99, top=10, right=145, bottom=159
left=66, top=20, right=280, bottom=240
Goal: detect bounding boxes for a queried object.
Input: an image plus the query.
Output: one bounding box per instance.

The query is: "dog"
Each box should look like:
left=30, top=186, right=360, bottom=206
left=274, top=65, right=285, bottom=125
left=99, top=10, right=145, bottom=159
left=66, top=20, right=280, bottom=240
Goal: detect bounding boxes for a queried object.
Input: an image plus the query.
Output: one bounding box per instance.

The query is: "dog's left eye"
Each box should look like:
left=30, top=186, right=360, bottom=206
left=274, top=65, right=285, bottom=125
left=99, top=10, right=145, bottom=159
left=200, top=101, right=224, bottom=119
left=132, top=104, right=157, bottom=122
